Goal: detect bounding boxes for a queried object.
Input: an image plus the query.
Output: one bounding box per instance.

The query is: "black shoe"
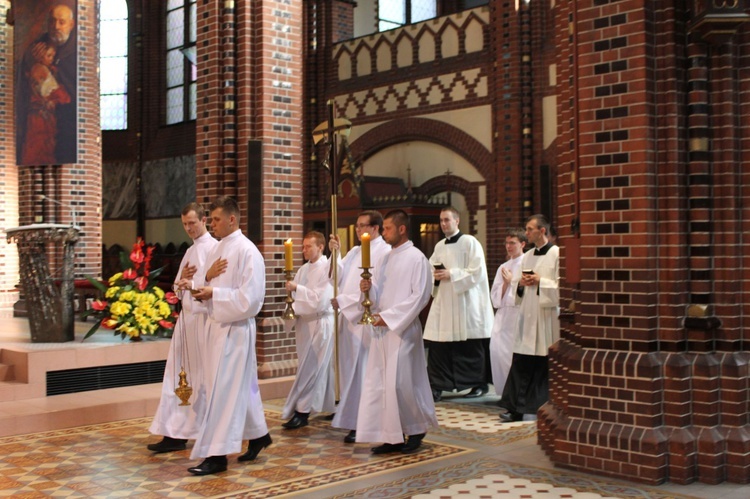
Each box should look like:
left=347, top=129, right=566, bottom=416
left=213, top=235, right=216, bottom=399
left=401, top=433, right=425, bottom=454
left=282, top=412, right=309, bottom=429
left=187, top=455, right=227, bottom=475
left=432, top=388, right=442, bottom=403
left=499, top=410, right=523, bottom=422
left=344, top=430, right=356, bottom=444
left=323, top=413, right=335, bottom=421
left=238, top=433, right=272, bottom=462
left=371, top=442, right=405, bottom=454
left=464, top=385, right=489, bottom=398
left=147, top=436, right=187, bottom=453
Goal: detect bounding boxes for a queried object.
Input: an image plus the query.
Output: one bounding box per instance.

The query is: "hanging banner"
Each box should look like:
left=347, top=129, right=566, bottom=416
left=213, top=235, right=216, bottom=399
left=15, top=0, right=79, bottom=166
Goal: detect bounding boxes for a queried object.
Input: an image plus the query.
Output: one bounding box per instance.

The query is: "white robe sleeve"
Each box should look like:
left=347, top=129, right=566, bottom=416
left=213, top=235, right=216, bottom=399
left=538, top=247, right=559, bottom=309
left=378, top=254, right=432, bottom=337
left=335, top=249, right=364, bottom=324
left=210, top=249, right=264, bottom=323
left=293, top=261, right=333, bottom=316
left=490, top=265, right=504, bottom=309
left=449, top=238, right=488, bottom=294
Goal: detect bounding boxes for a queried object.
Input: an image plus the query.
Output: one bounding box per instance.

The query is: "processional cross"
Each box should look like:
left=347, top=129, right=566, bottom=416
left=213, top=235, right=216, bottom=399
left=312, top=101, right=352, bottom=400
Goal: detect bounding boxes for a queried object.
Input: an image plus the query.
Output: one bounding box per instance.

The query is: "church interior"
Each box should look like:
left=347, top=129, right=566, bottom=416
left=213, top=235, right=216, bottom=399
left=1, top=0, right=750, bottom=496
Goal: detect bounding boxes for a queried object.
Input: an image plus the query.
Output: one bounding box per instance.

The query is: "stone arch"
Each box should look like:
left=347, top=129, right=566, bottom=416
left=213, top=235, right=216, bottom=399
left=349, top=117, right=493, bottom=183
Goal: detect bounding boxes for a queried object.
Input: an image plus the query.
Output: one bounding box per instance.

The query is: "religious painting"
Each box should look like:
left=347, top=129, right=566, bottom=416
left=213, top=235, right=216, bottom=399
left=15, top=0, right=78, bottom=166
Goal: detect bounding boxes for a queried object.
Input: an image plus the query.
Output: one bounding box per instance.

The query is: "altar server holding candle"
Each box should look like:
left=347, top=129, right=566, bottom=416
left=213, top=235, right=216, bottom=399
left=329, top=211, right=390, bottom=443
left=281, top=231, right=336, bottom=429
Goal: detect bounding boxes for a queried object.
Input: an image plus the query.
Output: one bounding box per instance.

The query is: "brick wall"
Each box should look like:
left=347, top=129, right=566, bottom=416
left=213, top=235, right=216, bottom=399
left=0, top=0, right=19, bottom=316
left=541, top=0, right=750, bottom=485
left=194, top=0, right=305, bottom=377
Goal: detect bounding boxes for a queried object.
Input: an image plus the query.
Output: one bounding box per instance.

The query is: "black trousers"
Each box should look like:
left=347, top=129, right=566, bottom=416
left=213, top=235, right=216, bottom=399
left=498, top=353, right=549, bottom=414
left=426, top=338, right=489, bottom=391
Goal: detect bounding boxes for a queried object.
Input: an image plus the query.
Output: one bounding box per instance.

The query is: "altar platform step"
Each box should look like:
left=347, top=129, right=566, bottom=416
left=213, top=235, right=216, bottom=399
left=0, top=317, right=294, bottom=438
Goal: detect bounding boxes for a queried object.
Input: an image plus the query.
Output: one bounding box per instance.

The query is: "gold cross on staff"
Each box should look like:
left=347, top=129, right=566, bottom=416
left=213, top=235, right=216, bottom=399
left=312, top=102, right=353, bottom=402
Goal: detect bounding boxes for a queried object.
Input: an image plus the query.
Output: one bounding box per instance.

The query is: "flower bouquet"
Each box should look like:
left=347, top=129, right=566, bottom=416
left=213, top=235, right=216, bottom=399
left=82, top=238, right=180, bottom=341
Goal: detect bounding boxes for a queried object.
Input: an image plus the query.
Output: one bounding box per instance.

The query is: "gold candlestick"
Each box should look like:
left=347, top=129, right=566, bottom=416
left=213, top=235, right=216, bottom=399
left=283, top=269, right=298, bottom=320
left=358, top=267, right=375, bottom=325
left=174, top=367, right=192, bottom=406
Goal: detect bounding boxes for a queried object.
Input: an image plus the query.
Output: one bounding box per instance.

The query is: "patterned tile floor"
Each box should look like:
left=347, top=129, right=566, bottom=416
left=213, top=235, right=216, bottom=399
left=0, top=397, right=748, bottom=498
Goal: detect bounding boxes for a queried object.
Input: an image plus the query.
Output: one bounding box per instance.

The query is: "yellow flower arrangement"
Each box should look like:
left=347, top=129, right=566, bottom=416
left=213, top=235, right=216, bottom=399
left=83, top=239, right=179, bottom=341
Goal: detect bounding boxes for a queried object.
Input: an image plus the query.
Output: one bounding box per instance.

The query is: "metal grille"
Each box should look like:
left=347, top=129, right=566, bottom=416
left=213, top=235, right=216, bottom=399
left=46, top=360, right=167, bottom=396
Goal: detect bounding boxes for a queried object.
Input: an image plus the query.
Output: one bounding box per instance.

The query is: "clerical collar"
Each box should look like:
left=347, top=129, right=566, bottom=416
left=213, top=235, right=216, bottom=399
left=445, top=232, right=463, bottom=245
left=534, top=242, right=553, bottom=255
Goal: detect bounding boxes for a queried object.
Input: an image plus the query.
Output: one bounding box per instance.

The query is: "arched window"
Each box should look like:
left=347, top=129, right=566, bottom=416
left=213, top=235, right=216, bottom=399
left=100, top=0, right=129, bottom=130
left=166, top=0, right=197, bottom=125
left=379, top=0, right=436, bottom=31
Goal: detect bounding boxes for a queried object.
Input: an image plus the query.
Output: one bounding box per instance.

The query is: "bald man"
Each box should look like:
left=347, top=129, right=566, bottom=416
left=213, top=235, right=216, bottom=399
left=17, top=3, right=78, bottom=165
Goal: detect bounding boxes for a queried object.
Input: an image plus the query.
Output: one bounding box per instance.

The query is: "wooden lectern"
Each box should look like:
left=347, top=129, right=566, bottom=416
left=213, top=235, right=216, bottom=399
left=5, top=224, right=80, bottom=342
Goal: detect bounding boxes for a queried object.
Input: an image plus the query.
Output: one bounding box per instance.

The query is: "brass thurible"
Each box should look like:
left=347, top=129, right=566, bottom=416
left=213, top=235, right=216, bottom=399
left=358, top=267, right=376, bottom=325
left=174, top=367, right=192, bottom=406
left=283, top=269, right=298, bottom=320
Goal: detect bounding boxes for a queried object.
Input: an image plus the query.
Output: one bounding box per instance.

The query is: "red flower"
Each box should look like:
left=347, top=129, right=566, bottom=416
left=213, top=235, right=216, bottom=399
left=172, top=311, right=180, bottom=318
left=130, top=238, right=145, bottom=269
left=92, top=299, right=108, bottom=311
left=101, top=317, right=118, bottom=329
left=159, top=319, right=175, bottom=329
left=134, top=276, right=148, bottom=291
left=144, top=246, right=155, bottom=276
left=130, top=248, right=144, bottom=265
left=165, top=292, right=179, bottom=305
left=122, top=268, right=137, bottom=280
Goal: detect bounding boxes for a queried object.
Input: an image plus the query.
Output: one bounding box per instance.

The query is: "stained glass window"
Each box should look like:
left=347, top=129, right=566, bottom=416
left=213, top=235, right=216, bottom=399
left=100, top=0, right=128, bottom=130
left=166, top=0, right=197, bottom=125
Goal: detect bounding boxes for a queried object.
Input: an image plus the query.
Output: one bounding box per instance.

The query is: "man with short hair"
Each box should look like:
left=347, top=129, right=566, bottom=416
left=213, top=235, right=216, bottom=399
left=281, top=231, right=336, bottom=430
left=424, top=207, right=494, bottom=402
left=489, top=229, right=527, bottom=401
left=357, top=209, right=437, bottom=454
left=148, top=202, right=217, bottom=453
left=330, top=211, right=390, bottom=443
left=499, top=214, right=559, bottom=423
left=188, top=196, right=271, bottom=475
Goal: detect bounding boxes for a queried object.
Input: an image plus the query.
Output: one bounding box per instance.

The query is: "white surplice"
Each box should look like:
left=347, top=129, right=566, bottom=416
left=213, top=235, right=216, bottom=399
left=332, top=236, right=390, bottom=431
left=190, top=230, right=268, bottom=459
left=356, top=240, right=438, bottom=444
left=488, top=253, right=523, bottom=395
left=510, top=245, right=560, bottom=356
left=281, top=256, right=335, bottom=418
left=424, top=235, right=494, bottom=342
left=150, top=232, right=218, bottom=440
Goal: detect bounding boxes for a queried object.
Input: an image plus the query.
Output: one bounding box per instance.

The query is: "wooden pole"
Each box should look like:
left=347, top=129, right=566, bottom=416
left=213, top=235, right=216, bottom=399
left=327, top=100, right=340, bottom=401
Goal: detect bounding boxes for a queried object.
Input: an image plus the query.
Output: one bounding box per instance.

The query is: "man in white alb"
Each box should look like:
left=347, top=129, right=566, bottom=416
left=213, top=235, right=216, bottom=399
left=148, top=202, right=217, bottom=453
left=358, top=209, right=437, bottom=454
left=281, top=231, right=336, bottom=429
left=424, top=207, right=494, bottom=402
left=499, top=214, right=559, bottom=423
left=188, top=196, right=271, bottom=475
left=489, top=229, right=527, bottom=402
left=329, top=211, right=390, bottom=443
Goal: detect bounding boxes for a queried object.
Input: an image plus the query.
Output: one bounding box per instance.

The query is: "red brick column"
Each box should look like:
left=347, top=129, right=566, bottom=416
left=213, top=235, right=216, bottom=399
left=0, top=0, right=19, bottom=316
left=541, top=0, right=750, bottom=485
left=195, top=0, right=304, bottom=377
